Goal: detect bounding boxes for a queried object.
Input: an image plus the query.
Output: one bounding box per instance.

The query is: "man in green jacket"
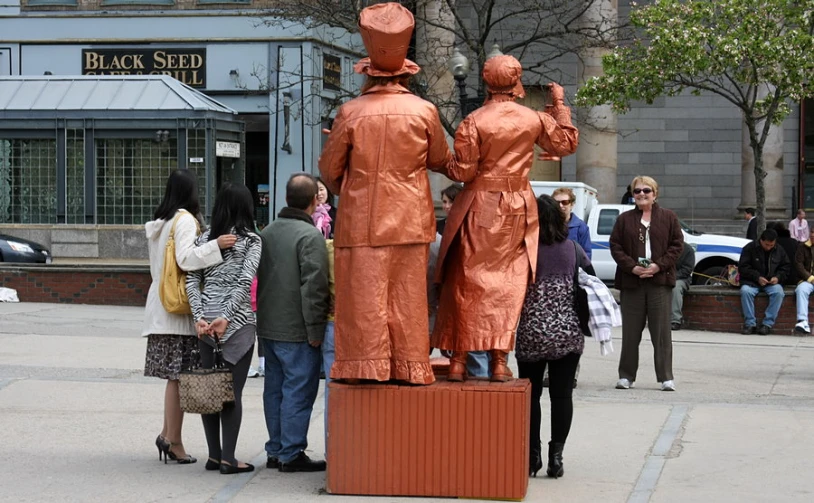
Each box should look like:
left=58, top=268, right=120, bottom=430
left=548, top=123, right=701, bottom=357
left=256, top=173, right=330, bottom=472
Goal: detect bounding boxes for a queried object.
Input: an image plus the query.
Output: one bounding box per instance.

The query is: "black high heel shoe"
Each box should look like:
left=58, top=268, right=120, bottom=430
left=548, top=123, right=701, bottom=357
left=158, top=439, right=197, bottom=465
left=155, top=435, right=166, bottom=461
left=219, top=461, right=255, bottom=474
left=530, top=453, right=543, bottom=477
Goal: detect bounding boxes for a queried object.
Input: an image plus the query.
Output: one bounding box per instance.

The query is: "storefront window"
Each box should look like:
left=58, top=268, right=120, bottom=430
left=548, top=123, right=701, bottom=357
left=66, top=129, right=85, bottom=224
left=0, top=138, right=57, bottom=224
left=96, top=138, right=178, bottom=224
left=186, top=129, right=208, bottom=212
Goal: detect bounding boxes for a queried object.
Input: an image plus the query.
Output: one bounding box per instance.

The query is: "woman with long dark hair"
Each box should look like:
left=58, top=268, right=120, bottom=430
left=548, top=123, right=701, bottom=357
left=516, top=194, right=590, bottom=479
left=143, top=169, right=236, bottom=464
left=186, top=182, right=262, bottom=474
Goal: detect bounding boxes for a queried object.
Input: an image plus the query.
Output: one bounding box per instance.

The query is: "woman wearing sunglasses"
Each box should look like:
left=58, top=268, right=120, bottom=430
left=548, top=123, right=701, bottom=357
left=609, top=176, right=684, bottom=392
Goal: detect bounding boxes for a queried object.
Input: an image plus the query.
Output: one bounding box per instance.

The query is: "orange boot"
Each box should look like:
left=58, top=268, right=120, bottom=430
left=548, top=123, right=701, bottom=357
left=447, top=351, right=468, bottom=382
left=489, top=350, right=513, bottom=382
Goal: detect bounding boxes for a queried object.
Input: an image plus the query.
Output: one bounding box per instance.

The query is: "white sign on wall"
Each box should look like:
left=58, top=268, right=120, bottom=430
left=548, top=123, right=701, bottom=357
left=216, top=141, right=241, bottom=158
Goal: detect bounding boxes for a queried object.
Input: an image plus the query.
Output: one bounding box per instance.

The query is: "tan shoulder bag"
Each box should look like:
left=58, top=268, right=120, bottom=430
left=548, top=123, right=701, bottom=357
left=159, top=210, right=198, bottom=314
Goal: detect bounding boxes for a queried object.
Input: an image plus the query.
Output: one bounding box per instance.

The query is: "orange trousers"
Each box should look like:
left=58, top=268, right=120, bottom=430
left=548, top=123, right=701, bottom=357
left=331, top=243, right=434, bottom=385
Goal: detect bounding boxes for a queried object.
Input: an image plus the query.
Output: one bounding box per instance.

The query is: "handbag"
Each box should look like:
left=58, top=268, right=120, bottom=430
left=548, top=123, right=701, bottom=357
left=572, top=242, right=591, bottom=337
left=179, top=340, right=235, bottom=414
left=159, top=210, right=198, bottom=315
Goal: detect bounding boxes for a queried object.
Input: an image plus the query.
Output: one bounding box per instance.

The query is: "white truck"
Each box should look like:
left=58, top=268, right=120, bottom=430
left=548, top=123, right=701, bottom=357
left=530, top=181, right=750, bottom=284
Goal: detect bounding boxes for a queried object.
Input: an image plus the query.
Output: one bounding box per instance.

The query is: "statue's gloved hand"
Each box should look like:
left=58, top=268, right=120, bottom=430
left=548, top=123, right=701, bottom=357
left=548, top=83, right=565, bottom=105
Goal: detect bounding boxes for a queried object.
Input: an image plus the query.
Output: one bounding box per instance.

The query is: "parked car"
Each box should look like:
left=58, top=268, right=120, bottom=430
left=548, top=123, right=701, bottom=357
left=531, top=182, right=749, bottom=285
left=0, top=234, right=52, bottom=264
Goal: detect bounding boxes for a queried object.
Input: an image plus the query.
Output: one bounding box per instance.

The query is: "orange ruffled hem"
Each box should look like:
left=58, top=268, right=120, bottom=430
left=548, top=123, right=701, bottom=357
left=331, top=358, right=435, bottom=385
left=431, top=332, right=515, bottom=353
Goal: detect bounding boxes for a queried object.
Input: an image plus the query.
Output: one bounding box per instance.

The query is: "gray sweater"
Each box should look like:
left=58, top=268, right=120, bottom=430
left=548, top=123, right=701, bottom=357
left=256, top=207, right=330, bottom=343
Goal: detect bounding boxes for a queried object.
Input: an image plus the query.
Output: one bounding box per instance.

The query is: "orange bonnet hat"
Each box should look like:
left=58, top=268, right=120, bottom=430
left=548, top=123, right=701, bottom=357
left=353, top=2, right=421, bottom=77
left=482, top=55, right=525, bottom=99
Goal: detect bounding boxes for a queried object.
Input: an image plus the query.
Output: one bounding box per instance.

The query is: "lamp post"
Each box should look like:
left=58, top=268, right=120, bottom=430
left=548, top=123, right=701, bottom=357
left=447, top=48, right=481, bottom=117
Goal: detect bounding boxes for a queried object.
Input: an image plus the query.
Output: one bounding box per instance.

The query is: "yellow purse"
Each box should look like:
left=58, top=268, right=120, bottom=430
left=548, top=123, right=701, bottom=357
left=159, top=211, right=198, bottom=315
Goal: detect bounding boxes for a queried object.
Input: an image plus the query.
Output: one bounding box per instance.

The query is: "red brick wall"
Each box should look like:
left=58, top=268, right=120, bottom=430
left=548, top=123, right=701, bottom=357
left=0, top=265, right=150, bottom=306
left=683, top=286, right=809, bottom=335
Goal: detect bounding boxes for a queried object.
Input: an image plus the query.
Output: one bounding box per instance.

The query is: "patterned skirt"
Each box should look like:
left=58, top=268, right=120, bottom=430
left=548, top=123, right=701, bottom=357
left=144, top=334, right=198, bottom=380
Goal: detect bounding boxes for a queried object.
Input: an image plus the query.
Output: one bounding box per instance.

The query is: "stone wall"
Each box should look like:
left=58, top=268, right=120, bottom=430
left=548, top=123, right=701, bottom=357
left=0, top=225, right=148, bottom=261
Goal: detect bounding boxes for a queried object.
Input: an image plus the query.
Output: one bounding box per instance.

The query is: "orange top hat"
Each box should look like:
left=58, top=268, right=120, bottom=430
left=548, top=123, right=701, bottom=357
left=354, top=2, right=421, bottom=77
left=482, top=55, right=525, bottom=99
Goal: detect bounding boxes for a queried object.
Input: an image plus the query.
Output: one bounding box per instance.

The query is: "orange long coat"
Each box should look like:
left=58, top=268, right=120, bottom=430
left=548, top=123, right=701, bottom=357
left=431, top=97, right=579, bottom=352
left=318, top=82, right=453, bottom=384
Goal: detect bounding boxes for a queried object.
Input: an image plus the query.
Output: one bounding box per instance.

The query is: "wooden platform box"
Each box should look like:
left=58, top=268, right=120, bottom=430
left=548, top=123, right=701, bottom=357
left=326, top=378, right=531, bottom=501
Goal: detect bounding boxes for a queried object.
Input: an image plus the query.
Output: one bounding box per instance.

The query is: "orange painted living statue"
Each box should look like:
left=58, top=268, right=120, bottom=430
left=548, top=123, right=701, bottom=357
left=318, top=3, right=453, bottom=385
left=431, top=55, right=579, bottom=382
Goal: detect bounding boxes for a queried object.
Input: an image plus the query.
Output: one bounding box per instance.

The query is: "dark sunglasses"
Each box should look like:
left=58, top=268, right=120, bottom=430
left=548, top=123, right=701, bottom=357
left=633, top=188, right=653, bottom=195
left=555, top=199, right=573, bottom=206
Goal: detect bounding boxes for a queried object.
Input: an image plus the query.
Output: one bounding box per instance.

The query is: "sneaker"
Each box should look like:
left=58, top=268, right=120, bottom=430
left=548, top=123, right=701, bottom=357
left=247, top=366, right=260, bottom=378
left=757, top=325, right=771, bottom=336
left=661, top=380, right=676, bottom=391
left=279, top=451, right=326, bottom=472
left=795, top=321, right=811, bottom=334
left=742, top=325, right=757, bottom=335
left=615, top=378, right=635, bottom=389
left=266, top=456, right=279, bottom=469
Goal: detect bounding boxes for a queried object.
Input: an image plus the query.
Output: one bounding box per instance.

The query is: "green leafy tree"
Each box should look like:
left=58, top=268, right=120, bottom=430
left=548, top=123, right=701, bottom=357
left=576, top=0, right=814, bottom=232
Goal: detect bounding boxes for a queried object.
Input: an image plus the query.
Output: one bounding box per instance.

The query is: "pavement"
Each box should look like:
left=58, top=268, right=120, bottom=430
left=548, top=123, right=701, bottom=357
left=1, top=303, right=814, bottom=503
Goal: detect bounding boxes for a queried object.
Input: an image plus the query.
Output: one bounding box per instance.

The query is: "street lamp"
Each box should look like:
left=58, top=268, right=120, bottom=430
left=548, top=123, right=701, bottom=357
left=447, top=48, right=481, bottom=117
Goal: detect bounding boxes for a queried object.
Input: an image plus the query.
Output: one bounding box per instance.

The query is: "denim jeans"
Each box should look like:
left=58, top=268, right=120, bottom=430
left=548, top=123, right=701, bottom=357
left=321, top=322, right=335, bottom=450
left=261, top=338, right=321, bottom=463
left=740, top=284, right=785, bottom=327
left=466, top=351, right=491, bottom=378
left=795, top=282, right=814, bottom=322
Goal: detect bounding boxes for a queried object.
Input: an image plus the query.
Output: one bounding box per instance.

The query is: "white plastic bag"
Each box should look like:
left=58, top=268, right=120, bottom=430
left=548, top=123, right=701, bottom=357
left=0, top=287, right=20, bottom=302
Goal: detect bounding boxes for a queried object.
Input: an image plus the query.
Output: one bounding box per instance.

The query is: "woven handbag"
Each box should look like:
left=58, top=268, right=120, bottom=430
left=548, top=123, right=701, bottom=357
left=179, top=341, right=235, bottom=414
left=159, top=210, right=197, bottom=315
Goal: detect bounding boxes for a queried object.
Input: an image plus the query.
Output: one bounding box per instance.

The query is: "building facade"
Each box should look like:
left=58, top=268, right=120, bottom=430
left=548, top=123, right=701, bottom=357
left=0, top=0, right=362, bottom=260
left=0, top=0, right=810, bottom=264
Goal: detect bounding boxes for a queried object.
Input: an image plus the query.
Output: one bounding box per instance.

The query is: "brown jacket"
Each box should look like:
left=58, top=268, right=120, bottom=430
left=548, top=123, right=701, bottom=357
left=318, top=82, right=453, bottom=248
left=610, top=203, right=684, bottom=289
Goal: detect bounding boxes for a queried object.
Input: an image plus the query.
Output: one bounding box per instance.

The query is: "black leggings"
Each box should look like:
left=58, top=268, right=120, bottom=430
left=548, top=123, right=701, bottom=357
left=198, top=341, right=253, bottom=465
left=518, top=352, right=581, bottom=449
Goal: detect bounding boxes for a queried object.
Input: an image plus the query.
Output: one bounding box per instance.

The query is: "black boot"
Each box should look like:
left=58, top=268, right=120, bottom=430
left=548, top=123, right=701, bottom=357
left=546, top=441, right=564, bottom=478
left=529, top=441, right=543, bottom=477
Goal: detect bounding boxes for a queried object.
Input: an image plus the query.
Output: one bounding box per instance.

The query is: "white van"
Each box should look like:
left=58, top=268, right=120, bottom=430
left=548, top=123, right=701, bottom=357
left=530, top=182, right=749, bottom=284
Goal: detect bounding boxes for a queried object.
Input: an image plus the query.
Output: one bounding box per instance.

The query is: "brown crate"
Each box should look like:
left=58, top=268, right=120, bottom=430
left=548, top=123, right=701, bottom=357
left=326, top=378, right=530, bottom=500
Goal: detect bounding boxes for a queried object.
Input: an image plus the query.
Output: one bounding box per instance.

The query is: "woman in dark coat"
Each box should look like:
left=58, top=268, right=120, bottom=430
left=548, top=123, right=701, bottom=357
left=516, top=194, right=590, bottom=479
left=610, top=176, right=683, bottom=392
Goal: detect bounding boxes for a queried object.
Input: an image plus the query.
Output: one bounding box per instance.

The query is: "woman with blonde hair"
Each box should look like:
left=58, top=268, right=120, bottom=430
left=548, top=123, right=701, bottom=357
left=609, top=176, right=683, bottom=392
left=142, top=169, right=236, bottom=464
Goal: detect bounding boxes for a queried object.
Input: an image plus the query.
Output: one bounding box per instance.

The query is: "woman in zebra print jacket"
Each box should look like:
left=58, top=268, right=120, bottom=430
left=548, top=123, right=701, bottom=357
left=186, top=182, right=262, bottom=475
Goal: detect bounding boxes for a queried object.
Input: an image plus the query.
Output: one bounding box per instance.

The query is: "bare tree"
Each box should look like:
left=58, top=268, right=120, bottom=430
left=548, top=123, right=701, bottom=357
left=256, top=0, right=621, bottom=135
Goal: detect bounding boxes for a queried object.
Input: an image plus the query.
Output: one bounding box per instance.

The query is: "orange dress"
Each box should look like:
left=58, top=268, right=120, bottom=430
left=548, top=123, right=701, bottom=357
left=318, top=82, right=453, bottom=384
left=431, top=96, right=579, bottom=352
